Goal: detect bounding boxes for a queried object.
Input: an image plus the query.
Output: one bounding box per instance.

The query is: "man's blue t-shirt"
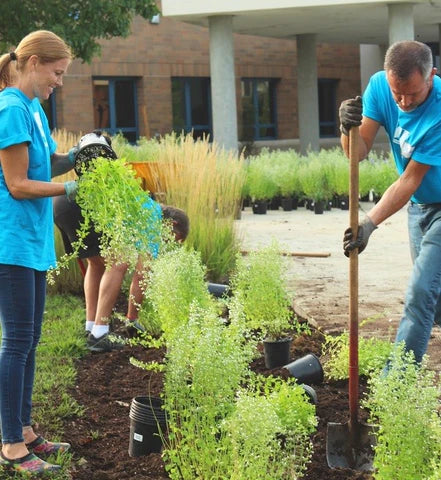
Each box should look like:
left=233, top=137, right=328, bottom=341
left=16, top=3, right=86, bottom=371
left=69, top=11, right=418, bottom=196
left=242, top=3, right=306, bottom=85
left=363, top=71, right=441, bottom=204
left=0, top=87, right=57, bottom=270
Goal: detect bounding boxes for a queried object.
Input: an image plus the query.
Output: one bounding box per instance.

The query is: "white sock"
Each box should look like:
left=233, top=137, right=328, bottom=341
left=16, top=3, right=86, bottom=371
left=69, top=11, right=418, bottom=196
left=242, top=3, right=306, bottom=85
left=91, top=324, right=109, bottom=339
left=85, top=320, right=95, bottom=332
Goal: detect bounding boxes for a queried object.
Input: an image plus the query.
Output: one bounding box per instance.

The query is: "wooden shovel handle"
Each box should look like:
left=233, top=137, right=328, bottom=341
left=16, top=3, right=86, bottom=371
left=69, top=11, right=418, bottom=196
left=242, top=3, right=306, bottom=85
left=349, top=126, right=359, bottom=427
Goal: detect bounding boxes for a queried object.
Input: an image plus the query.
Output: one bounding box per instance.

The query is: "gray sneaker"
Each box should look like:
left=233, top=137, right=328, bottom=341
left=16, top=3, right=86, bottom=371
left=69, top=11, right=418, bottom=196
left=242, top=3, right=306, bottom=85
left=87, top=333, right=125, bottom=352
left=125, top=320, right=146, bottom=337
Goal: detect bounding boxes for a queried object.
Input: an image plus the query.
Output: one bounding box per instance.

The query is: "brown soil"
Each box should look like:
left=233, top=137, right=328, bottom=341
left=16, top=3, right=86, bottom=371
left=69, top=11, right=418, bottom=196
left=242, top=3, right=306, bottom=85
left=62, top=315, right=372, bottom=480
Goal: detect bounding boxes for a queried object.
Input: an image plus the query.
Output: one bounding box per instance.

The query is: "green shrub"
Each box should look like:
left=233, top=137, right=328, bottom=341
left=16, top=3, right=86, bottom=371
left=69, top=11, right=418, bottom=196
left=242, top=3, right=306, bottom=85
left=144, top=246, right=216, bottom=343
left=298, top=157, right=333, bottom=202
left=323, top=332, right=393, bottom=380
left=163, top=308, right=256, bottom=480
left=230, top=242, right=295, bottom=340
left=269, top=150, right=304, bottom=198
left=245, top=154, right=279, bottom=201
left=362, top=345, right=441, bottom=480
left=369, top=153, right=398, bottom=197
left=225, top=376, right=316, bottom=480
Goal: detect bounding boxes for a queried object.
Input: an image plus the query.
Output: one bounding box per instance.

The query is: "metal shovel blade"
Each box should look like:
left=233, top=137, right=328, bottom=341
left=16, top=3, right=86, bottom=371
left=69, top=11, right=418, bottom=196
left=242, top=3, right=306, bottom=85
left=326, top=421, right=376, bottom=471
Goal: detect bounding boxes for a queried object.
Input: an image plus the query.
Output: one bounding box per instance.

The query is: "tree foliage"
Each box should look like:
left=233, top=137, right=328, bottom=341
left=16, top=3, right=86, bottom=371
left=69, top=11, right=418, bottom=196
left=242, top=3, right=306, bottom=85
left=0, top=0, right=159, bottom=62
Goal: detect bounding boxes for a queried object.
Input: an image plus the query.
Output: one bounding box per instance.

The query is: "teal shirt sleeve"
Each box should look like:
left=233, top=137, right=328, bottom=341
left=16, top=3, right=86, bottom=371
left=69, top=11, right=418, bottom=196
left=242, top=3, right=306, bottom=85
left=0, top=104, right=32, bottom=149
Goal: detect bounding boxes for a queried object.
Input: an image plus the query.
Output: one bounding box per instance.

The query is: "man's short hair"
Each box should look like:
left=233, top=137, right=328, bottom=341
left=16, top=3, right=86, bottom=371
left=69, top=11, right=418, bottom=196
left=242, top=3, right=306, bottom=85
left=384, top=40, right=433, bottom=81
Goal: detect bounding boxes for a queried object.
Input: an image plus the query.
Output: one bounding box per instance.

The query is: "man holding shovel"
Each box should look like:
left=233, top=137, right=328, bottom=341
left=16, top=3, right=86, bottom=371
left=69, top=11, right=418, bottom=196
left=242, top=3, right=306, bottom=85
left=341, top=40, right=441, bottom=364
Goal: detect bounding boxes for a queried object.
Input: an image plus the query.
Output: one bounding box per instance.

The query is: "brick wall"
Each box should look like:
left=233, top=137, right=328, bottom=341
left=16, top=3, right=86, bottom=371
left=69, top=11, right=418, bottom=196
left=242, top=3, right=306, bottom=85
left=61, top=15, right=360, bottom=140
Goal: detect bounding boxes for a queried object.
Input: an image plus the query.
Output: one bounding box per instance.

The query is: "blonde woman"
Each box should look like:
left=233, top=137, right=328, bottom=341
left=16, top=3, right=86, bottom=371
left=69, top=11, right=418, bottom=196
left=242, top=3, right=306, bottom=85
left=0, top=30, right=77, bottom=475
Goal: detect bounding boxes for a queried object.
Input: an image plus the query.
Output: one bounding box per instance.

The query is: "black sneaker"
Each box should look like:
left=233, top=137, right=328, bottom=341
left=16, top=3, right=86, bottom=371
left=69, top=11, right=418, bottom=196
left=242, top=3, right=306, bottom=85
left=87, top=333, right=125, bottom=353
left=125, top=320, right=146, bottom=337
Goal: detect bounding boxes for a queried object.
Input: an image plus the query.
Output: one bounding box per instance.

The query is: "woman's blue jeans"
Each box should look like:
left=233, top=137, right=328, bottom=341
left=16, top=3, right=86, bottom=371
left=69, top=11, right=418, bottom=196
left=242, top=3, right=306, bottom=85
left=0, top=265, right=46, bottom=444
left=394, top=202, right=441, bottom=363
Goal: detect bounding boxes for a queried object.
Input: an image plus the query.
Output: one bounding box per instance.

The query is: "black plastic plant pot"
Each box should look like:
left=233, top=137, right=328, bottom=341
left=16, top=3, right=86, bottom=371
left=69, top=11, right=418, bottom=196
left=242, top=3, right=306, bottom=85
left=74, top=132, right=117, bottom=176
left=339, top=195, right=349, bottom=210
left=314, top=200, right=324, bottom=214
left=283, top=353, right=324, bottom=385
left=207, top=282, right=231, bottom=298
left=128, top=396, right=167, bottom=457
left=281, top=196, right=293, bottom=211
left=300, top=384, right=318, bottom=405
left=263, top=337, right=292, bottom=369
left=252, top=200, right=268, bottom=214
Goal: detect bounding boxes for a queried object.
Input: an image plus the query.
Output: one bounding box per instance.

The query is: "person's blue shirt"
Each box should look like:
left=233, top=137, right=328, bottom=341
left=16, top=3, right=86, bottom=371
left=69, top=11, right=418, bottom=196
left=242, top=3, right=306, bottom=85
left=363, top=71, right=441, bottom=204
left=0, top=87, right=57, bottom=270
left=139, top=196, right=162, bottom=258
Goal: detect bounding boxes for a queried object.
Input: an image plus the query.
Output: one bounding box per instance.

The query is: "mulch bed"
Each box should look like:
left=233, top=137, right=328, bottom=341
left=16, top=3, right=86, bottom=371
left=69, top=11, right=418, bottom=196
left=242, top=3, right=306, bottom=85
left=61, top=311, right=373, bottom=480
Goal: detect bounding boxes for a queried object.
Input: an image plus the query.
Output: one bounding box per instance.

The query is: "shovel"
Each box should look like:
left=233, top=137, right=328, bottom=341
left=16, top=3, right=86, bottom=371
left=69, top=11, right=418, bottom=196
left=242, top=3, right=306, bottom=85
left=326, top=126, right=376, bottom=471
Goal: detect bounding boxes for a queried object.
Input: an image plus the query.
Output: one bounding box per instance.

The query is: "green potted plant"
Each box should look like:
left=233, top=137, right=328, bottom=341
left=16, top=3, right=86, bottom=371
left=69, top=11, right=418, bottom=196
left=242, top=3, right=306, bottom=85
left=225, top=376, right=316, bottom=479
left=245, top=156, right=279, bottom=214
left=298, top=156, right=333, bottom=214
left=273, top=158, right=302, bottom=211
left=370, top=153, right=398, bottom=202
left=162, top=308, right=257, bottom=479
left=324, top=149, right=350, bottom=210
left=143, top=246, right=216, bottom=344
left=49, top=157, right=162, bottom=282
left=362, top=345, right=441, bottom=479
left=229, top=242, right=295, bottom=368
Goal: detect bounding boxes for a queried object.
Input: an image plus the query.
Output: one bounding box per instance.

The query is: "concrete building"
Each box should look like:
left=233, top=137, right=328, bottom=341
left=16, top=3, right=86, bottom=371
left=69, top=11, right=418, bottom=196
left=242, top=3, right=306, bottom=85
left=52, top=1, right=441, bottom=153
left=161, top=0, right=441, bottom=152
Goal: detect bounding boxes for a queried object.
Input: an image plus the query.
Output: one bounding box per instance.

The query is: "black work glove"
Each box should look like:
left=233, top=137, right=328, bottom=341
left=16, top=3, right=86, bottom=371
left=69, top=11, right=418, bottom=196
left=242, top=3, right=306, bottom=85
left=343, top=216, right=377, bottom=257
left=339, top=96, right=362, bottom=136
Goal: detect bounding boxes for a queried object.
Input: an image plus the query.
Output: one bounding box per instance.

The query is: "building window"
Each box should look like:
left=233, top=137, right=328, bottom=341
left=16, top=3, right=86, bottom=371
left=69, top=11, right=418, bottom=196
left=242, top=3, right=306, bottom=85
left=318, top=78, right=338, bottom=137
left=92, top=78, right=138, bottom=143
left=241, top=78, right=277, bottom=141
left=42, top=93, right=57, bottom=130
left=171, top=78, right=212, bottom=140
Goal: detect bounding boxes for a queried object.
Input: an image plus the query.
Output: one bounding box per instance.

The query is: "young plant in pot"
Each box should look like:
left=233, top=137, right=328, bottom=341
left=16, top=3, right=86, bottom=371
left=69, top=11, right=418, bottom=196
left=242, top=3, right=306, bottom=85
left=298, top=157, right=332, bottom=214
left=273, top=161, right=301, bottom=211
left=143, top=246, right=216, bottom=345
left=245, top=157, right=279, bottom=214
left=230, top=242, right=294, bottom=368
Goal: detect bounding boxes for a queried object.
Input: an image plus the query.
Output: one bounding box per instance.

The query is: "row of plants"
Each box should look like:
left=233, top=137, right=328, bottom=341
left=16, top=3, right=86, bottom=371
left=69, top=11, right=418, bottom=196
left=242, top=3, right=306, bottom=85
left=243, top=147, right=397, bottom=205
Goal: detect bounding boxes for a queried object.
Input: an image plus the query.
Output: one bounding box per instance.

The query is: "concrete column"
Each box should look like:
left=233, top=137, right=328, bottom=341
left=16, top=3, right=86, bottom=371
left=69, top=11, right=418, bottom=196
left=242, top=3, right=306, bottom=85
left=388, top=3, right=414, bottom=45
left=296, top=34, right=319, bottom=154
left=208, top=15, right=238, bottom=154
left=360, top=44, right=385, bottom=92
left=438, top=24, right=441, bottom=70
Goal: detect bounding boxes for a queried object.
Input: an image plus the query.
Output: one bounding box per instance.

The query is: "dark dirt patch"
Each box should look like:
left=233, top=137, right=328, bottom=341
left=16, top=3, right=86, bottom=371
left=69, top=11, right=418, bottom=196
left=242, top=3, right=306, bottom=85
left=63, top=315, right=373, bottom=480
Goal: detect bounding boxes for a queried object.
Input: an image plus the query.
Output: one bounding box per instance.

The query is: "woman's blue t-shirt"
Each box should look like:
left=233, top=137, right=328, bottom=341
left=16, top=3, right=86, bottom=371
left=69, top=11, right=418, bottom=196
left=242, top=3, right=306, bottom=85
left=363, top=71, right=441, bottom=204
left=0, top=87, right=57, bottom=270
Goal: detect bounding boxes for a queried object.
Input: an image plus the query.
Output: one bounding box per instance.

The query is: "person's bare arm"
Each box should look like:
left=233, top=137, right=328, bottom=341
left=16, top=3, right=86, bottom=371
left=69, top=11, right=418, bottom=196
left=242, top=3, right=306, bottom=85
left=368, top=159, right=430, bottom=226
left=340, top=116, right=381, bottom=161
left=0, top=143, right=66, bottom=199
